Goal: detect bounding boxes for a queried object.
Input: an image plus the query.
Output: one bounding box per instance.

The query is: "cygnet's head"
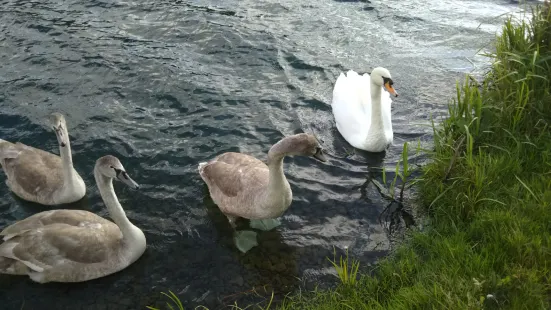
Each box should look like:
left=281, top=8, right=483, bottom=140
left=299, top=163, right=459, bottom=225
left=48, top=112, right=68, bottom=147
left=269, top=133, right=327, bottom=162
left=95, top=155, right=140, bottom=189
left=371, top=67, right=398, bottom=97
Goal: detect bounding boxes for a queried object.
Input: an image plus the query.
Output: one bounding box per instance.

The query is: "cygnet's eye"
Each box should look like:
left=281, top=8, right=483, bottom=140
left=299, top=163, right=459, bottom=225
left=110, top=167, right=124, bottom=177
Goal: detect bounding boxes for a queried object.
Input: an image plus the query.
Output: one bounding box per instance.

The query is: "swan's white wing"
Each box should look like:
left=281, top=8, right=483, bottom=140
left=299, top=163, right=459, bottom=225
left=331, top=71, right=372, bottom=149
left=381, top=88, right=394, bottom=144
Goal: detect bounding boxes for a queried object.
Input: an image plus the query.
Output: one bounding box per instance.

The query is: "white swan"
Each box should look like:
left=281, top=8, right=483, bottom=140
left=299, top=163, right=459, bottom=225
left=198, top=133, right=327, bottom=253
left=331, top=67, right=398, bottom=152
left=0, top=113, right=85, bottom=205
left=0, top=155, right=146, bottom=283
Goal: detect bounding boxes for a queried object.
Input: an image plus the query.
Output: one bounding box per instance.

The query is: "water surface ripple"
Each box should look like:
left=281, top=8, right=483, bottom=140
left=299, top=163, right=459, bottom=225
left=0, top=0, right=515, bottom=308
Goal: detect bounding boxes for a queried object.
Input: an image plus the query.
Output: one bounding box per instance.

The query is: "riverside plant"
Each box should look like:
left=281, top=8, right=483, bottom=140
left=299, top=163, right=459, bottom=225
left=326, top=247, right=361, bottom=286
left=372, top=141, right=421, bottom=232
left=147, top=291, right=186, bottom=310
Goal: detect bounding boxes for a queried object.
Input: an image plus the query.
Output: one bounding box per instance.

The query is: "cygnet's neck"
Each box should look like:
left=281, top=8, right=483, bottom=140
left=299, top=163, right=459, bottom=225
left=265, top=141, right=291, bottom=203
left=59, top=129, right=77, bottom=187
left=93, top=168, right=136, bottom=240
left=267, top=148, right=287, bottom=191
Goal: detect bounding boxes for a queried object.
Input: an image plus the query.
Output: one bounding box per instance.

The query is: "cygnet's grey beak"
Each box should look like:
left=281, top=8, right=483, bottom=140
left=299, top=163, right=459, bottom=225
left=54, top=125, right=67, bottom=147
left=116, top=170, right=140, bottom=189
left=313, top=148, right=327, bottom=162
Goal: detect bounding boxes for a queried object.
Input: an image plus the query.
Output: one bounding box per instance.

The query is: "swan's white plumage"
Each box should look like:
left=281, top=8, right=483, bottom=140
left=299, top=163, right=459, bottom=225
left=332, top=69, right=394, bottom=152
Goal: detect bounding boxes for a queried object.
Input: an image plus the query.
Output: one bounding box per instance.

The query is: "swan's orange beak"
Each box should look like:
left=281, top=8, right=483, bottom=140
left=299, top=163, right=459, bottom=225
left=385, top=82, right=398, bottom=97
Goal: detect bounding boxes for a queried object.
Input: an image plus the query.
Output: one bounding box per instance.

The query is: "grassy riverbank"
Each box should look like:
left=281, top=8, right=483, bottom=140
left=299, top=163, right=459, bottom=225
left=149, top=3, right=551, bottom=309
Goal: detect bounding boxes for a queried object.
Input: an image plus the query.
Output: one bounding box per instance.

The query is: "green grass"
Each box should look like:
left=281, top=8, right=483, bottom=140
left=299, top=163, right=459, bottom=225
left=147, top=2, right=551, bottom=309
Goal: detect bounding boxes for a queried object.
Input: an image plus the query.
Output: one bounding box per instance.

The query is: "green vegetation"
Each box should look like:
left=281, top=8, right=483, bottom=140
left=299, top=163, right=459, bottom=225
left=327, top=247, right=361, bottom=287
left=147, top=2, right=551, bottom=309
left=147, top=291, right=186, bottom=310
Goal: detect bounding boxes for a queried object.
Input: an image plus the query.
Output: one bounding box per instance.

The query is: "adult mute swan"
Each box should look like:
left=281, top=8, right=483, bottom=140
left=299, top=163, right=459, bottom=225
left=331, top=67, right=398, bottom=152
left=0, top=155, right=146, bottom=283
left=199, top=133, right=327, bottom=253
left=0, top=113, right=85, bottom=205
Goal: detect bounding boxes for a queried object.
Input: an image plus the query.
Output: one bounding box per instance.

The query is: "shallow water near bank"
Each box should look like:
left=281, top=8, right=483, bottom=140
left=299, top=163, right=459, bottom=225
left=0, top=0, right=517, bottom=308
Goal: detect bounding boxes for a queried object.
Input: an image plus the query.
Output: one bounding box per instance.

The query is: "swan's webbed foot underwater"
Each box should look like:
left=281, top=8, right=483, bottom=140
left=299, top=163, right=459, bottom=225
left=226, top=215, right=259, bottom=253
left=249, top=218, right=281, bottom=231
left=234, top=230, right=258, bottom=253
left=226, top=216, right=282, bottom=253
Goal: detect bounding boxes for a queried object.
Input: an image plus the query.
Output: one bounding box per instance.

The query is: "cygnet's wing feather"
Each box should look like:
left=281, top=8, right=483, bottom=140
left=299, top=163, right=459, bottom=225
left=1, top=142, right=64, bottom=201
left=201, top=152, right=267, bottom=197
left=202, top=161, right=243, bottom=197
left=0, top=211, right=121, bottom=271
left=215, top=152, right=265, bottom=167
left=0, top=140, right=19, bottom=160
left=0, top=224, right=117, bottom=272
left=1, top=209, right=112, bottom=240
left=200, top=152, right=269, bottom=214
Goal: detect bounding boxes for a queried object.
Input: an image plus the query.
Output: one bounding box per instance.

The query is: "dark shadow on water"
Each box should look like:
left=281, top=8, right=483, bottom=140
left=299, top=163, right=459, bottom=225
left=328, top=128, right=388, bottom=168
left=201, top=185, right=302, bottom=307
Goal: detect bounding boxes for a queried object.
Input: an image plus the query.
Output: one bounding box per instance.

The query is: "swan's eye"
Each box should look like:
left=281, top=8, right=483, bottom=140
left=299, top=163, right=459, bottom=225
left=382, top=77, right=393, bottom=86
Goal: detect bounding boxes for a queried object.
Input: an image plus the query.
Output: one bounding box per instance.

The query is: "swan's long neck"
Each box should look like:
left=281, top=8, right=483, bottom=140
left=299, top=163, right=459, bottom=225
left=265, top=142, right=292, bottom=207
left=94, top=168, right=136, bottom=240
left=266, top=154, right=287, bottom=196
left=59, top=129, right=77, bottom=187
left=369, top=79, right=384, bottom=133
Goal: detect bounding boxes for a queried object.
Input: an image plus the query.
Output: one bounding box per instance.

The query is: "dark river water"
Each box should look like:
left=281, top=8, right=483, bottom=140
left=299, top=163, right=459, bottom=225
left=0, top=0, right=518, bottom=309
